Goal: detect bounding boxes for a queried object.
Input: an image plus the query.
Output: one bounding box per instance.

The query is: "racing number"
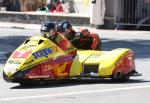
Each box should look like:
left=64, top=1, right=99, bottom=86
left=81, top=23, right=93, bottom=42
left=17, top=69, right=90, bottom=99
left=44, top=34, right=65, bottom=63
left=17, top=52, right=25, bottom=57
left=12, top=51, right=31, bottom=58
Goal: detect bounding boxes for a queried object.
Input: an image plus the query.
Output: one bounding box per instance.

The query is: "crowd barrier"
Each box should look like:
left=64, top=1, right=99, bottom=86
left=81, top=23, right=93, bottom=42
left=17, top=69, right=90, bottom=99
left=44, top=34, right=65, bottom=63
left=115, top=0, right=150, bottom=27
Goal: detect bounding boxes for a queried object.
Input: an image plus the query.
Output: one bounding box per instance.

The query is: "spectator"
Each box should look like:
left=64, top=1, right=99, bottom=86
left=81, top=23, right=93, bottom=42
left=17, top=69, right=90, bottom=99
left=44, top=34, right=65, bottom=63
left=37, top=1, right=49, bottom=12
left=13, top=0, right=21, bottom=11
left=47, top=0, right=63, bottom=13
left=60, top=0, right=75, bottom=13
left=19, top=0, right=36, bottom=11
left=46, top=0, right=56, bottom=12
left=2, top=0, right=12, bottom=11
left=3, top=0, right=21, bottom=11
left=24, top=0, right=34, bottom=11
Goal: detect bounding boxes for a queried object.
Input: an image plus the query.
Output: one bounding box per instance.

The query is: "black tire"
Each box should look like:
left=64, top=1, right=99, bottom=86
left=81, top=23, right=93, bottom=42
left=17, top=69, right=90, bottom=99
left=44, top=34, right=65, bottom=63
left=19, top=81, right=36, bottom=87
left=111, top=71, right=131, bottom=82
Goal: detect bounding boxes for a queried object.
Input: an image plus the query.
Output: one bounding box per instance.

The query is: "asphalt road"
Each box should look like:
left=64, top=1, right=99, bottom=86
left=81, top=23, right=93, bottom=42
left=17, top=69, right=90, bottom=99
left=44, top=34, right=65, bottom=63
left=0, top=27, right=150, bottom=103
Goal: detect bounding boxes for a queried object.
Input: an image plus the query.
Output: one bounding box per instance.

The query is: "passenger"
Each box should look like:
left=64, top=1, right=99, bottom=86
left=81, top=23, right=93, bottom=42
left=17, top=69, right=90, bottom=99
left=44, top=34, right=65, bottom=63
left=73, top=29, right=93, bottom=49
left=56, top=21, right=93, bottom=49
left=56, top=21, right=76, bottom=41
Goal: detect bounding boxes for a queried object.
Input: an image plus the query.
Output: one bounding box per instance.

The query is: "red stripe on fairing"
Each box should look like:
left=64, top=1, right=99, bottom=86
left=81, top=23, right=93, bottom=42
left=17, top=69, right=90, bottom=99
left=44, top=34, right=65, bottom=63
left=44, top=52, right=76, bottom=64
left=25, top=52, right=76, bottom=79
left=112, top=51, right=135, bottom=75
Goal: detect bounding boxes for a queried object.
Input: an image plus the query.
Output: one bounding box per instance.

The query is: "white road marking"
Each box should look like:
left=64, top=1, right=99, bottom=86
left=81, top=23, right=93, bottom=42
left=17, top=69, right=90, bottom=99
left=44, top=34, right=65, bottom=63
left=0, top=85, right=150, bottom=101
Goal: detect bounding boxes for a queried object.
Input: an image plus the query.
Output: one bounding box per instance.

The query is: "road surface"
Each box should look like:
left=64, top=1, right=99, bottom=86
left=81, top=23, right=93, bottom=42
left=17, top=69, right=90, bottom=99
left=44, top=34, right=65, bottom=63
left=0, top=27, right=150, bottom=103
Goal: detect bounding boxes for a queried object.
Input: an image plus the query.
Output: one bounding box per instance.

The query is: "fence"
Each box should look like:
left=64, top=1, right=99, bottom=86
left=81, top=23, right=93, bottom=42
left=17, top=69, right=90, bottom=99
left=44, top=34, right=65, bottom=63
left=115, top=0, right=150, bottom=27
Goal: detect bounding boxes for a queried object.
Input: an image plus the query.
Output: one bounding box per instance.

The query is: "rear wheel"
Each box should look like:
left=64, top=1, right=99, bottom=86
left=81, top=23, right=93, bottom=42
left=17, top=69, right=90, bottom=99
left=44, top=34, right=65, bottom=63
left=111, top=70, right=131, bottom=82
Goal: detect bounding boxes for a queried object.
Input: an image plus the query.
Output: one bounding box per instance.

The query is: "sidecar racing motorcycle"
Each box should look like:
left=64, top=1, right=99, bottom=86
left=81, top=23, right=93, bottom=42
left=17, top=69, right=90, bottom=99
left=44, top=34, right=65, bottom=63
left=3, top=35, right=141, bottom=86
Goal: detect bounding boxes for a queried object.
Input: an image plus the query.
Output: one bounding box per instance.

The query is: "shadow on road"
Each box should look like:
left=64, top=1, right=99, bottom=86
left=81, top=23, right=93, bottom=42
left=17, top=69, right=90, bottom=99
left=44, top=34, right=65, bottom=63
left=0, top=36, right=30, bottom=64
left=102, top=38, right=150, bottom=59
left=10, top=78, right=149, bottom=89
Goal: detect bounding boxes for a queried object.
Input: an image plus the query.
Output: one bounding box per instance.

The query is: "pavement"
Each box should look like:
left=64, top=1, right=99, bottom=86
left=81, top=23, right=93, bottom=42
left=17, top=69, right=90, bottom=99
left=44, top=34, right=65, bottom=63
left=0, top=21, right=92, bottom=30
left=0, top=21, right=150, bottom=41
left=0, top=22, right=41, bottom=30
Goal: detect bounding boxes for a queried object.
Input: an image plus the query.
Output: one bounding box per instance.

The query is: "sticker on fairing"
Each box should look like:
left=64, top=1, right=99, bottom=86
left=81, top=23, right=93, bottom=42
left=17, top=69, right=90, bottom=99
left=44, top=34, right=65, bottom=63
left=32, top=48, right=55, bottom=59
left=12, top=51, right=32, bottom=59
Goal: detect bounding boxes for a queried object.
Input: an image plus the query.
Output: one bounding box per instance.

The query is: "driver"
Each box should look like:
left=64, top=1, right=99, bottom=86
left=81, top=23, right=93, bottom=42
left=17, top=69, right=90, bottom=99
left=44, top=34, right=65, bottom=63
left=40, top=21, right=74, bottom=51
left=41, top=22, right=56, bottom=38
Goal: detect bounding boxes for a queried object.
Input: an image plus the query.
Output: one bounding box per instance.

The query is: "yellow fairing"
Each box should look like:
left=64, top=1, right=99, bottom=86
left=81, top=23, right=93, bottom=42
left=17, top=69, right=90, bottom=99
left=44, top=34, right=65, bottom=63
left=98, top=48, right=130, bottom=76
left=4, top=36, right=66, bottom=76
left=70, top=48, right=130, bottom=77
left=70, top=50, right=99, bottom=76
left=20, top=36, right=65, bottom=69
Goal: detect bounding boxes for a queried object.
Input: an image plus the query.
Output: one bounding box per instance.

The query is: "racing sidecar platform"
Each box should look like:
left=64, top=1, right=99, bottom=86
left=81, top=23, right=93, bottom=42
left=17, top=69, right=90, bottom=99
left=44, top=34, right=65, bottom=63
left=3, top=35, right=141, bottom=86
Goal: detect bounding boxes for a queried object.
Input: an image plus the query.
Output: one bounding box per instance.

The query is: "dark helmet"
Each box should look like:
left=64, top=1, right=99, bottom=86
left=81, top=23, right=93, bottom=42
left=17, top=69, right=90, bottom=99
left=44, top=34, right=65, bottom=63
left=41, top=22, right=56, bottom=38
left=41, top=22, right=56, bottom=32
left=56, top=21, right=72, bottom=33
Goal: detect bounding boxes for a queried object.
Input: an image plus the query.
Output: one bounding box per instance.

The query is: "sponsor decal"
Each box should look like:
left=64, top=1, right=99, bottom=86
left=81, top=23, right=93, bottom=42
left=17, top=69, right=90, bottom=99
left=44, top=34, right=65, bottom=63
left=32, top=48, right=52, bottom=59
left=31, top=39, right=39, bottom=42
left=19, top=45, right=36, bottom=50
left=43, top=64, right=54, bottom=72
left=8, top=60, right=22, bottom=64
left=42, top=62, right=71, bottom=77
left=54, top=62, right=71, bottom=77
left=32, top=47, right=57, bottom=59
left=54, top=63, right=68, bottom=76
left=4, top=65, right=18, bottom=76
left=12, top=51, right=32, bottom=58
left=28, top=75, right=49, bottom=79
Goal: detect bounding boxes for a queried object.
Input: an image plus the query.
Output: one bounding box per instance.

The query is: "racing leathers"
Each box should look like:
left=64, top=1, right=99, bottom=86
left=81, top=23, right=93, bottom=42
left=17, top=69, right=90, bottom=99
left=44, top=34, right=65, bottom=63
left=48, top=32, right=75, bottom=51
left=65, top=30, right=93, bottom=50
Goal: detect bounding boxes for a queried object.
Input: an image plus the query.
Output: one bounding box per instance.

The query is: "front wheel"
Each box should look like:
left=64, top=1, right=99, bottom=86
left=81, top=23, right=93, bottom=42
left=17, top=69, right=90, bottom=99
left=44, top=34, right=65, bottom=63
left=19, top=81, right=37, bottom=87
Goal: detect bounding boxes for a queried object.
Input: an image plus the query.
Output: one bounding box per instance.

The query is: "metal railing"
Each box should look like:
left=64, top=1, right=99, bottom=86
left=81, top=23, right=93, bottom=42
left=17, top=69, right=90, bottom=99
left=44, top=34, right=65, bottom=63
left=115, top=0, right=150, bottom=27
